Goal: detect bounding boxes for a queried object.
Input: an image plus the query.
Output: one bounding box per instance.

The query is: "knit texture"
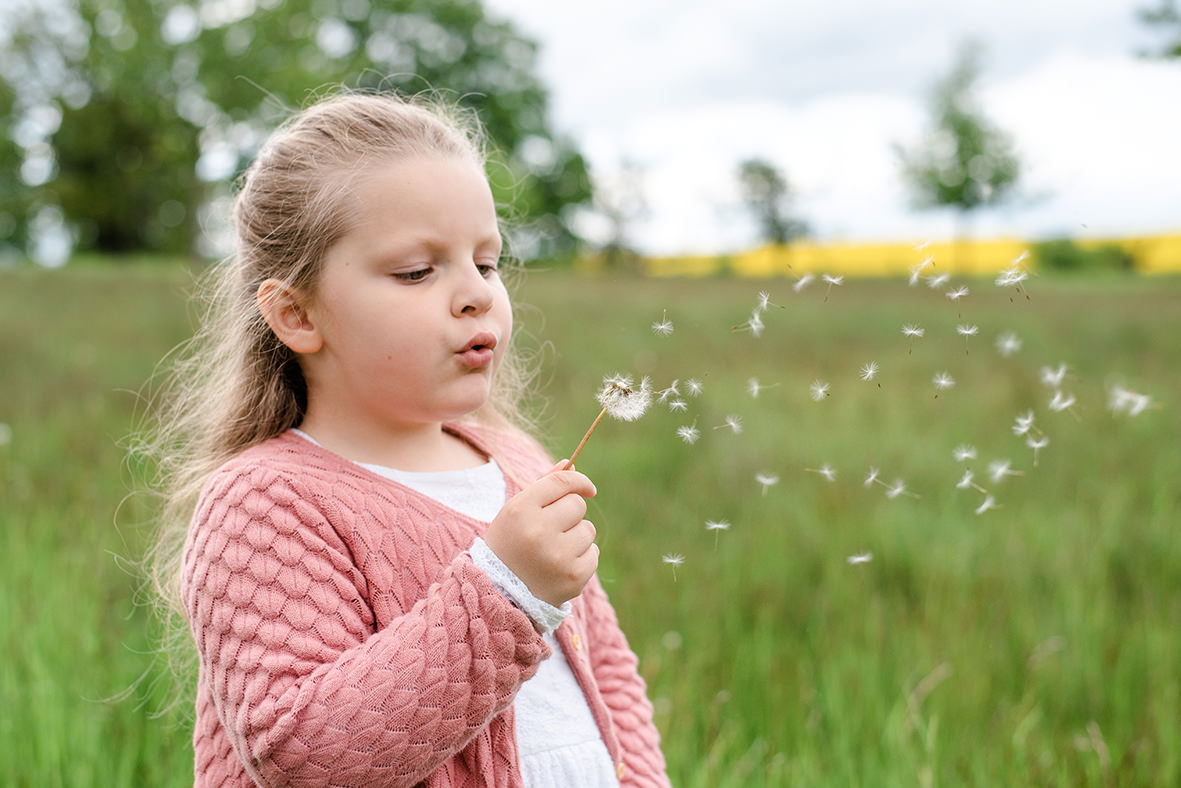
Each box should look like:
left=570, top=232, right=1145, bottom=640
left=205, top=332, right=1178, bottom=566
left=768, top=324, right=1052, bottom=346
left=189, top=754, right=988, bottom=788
left=181, top=422, right=669, bottom=788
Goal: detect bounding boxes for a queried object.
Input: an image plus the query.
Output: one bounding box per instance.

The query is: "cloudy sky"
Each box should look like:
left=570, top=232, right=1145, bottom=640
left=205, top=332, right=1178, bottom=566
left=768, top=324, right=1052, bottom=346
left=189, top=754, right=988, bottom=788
left=484, top=0, right=1181, bottom=255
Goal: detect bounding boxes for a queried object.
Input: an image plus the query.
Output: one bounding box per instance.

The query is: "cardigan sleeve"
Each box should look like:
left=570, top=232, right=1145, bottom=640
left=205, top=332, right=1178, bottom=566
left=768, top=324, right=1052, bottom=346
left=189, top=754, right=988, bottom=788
left=581, top=575, right=671, bottom=787
left=181, top=463, right=548, bottom=788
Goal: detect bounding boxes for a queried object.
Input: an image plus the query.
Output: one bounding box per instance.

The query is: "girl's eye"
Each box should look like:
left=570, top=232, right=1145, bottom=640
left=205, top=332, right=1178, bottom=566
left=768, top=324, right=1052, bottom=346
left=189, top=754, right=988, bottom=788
left=394, top=268, right=431, bottom=282
left=476, top=262, right=499, bottom=277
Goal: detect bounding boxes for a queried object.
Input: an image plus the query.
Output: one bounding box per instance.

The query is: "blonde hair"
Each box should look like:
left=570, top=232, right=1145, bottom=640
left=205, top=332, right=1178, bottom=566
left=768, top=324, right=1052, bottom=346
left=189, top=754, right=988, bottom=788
left=140, top=91, right=537, bottom=631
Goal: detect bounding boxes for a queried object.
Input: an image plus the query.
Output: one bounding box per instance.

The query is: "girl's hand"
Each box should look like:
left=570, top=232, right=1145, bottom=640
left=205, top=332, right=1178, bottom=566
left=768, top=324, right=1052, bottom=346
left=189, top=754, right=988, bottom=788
left=484, top=461, right=599, bottom=607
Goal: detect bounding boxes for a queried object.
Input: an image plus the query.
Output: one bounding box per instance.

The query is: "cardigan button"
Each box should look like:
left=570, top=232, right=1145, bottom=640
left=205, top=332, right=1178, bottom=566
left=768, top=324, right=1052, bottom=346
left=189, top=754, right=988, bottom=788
left=571, top=633, right=582, bottom=651
left=616, top=761, right=625, bottom=780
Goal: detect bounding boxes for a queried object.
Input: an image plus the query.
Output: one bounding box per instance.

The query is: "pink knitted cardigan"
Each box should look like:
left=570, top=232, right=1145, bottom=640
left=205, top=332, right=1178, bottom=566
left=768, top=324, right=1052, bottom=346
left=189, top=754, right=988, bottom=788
left=181, top=422, right=670, bottom=788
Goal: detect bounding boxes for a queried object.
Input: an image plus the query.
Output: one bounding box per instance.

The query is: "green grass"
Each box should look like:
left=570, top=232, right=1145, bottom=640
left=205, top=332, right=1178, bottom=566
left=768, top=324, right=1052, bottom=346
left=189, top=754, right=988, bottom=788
left=1, top=264, right=1178, bottom=786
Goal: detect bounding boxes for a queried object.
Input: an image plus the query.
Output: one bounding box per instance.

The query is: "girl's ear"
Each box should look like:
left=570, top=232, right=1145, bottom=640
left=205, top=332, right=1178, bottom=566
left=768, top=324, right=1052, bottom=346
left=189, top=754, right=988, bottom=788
left=256, top=279, right=323, bottom=355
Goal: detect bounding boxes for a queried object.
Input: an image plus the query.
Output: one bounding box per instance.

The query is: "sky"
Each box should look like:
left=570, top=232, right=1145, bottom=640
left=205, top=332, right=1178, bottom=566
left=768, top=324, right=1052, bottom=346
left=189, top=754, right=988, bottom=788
left=483, top=0, right=1181, bottom=255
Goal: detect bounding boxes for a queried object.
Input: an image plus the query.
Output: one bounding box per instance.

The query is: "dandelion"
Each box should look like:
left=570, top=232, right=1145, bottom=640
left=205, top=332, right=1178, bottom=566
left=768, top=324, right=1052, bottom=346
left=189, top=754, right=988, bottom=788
left=926, top=272, right=951, bottom=289
left=1026, top=435, right=1049, bottom=466
left=846, top=552, right=873, bottom=565
left=810, top=380, right=831, bottom=401
left=676, top=424, right=701, bottom=444
left=956, top=323, right=978, bottom=354
left=657, top=380, right=680, bottom=403
left=864, top=466, right=881, bottom=487
left=668, top=399, right=688, bottom=413
left=1039, top=363, right=1068, bottom=388
left=996, top=253, right=1031, bottom=300
left=902, top=324, right=925, bottom=354
left=953, top=444, right=977, bottom=462
left=987, top=458, right=1023, bottom=484
left=995, top=331, right=1022, bottom=357
left=822, top=273, right=844, bottom=301
left=956, top=469, right=988, bottom=494
left=705, top=520, right=731, bottom=549
left=974, top=495, right=1000, bottom=515
left=756, top=290, right=784, bottom=312
left=684, top=378, right=704, bottom=398
left=859, top=361, right=880, bottom=384
left=713, top=414, right=742, bottom=434
left=806, top=464, right=837, bottom=482
left=747, top=377, right=779, bottom=398
left=662, top=553, right=685, bottom=581
left=1108, top=385, right=1155, bottom=416
left=651, top=309, right=674, bottom=336
left=792, top=272, right=815, bottom=292
left=932, top=372, right=955, bottom=397
left=569, top=374, right=653, bottom=463
left=755, top=472, right=780, bottom=496
left=1048, top=390, right=1078, bottom=418
left=732, top=309, right=765, bottom=338
left=1012, top=410, right=1036, bottom=436
left=947, top=286, right=969, bottom=301
left=884, top=478, right=919, bottom=499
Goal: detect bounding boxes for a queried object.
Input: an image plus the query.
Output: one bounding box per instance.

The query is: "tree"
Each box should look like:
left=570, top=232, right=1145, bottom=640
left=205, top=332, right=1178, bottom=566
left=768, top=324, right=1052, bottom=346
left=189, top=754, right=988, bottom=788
left=894, top=41, right=1021, bottom=248
left=737, top=157, right=808, bottom=246
left=1139, top=0, right=1181, bottom=57
left=0, top=0, right=591, bottom=261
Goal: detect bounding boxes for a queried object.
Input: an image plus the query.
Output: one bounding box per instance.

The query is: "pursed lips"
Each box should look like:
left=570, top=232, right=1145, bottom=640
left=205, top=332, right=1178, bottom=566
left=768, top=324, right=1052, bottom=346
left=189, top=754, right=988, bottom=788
left=456, top=331, right=498, bottom=368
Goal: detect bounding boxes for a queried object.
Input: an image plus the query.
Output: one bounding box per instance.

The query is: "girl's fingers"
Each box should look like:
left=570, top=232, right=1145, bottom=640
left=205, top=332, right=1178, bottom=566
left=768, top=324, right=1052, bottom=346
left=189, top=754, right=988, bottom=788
left=528, top=469, right=597, bottom=507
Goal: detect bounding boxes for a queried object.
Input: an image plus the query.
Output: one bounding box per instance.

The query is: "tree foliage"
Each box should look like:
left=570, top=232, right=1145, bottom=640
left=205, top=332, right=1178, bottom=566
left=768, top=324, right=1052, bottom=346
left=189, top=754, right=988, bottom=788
left=0, top=0, right=591, bottom=261
left=894, top=41, right=1020, bottom=227
left=737, top=157, right=807, bottom=246
left=1139, top=0, right=1181, bottom=57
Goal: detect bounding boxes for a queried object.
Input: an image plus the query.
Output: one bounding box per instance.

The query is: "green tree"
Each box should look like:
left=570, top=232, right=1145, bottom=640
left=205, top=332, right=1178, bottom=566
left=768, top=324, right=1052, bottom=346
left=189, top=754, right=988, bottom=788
left=737, top=157, right=808, bottom=246
left=894, top=41, right=1021, bottom=250
left=1139, top=0, right=1181, bottom=56
left=0, top=0, right=591, bottom=261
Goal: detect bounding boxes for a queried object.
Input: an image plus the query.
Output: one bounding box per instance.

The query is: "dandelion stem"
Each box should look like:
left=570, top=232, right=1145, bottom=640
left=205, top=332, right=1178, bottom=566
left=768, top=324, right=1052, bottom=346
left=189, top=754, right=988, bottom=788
left=569, top=407, right=607, bottom=464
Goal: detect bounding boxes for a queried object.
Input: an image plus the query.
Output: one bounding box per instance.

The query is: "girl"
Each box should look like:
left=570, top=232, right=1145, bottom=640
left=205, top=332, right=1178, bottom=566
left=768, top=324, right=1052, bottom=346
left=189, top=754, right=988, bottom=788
left=145, top=92, right=669, bottom=787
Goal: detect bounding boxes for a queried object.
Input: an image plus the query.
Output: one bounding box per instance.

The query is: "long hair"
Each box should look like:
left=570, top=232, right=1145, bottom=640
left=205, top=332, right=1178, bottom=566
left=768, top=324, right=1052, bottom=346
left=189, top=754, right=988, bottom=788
left=137, top=91, right=538, bottom=642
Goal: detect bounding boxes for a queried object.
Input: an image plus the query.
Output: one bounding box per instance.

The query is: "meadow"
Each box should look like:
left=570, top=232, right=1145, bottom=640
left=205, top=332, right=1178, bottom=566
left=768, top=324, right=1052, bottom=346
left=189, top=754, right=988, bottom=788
left=1, top=262, right=1178, bottom=786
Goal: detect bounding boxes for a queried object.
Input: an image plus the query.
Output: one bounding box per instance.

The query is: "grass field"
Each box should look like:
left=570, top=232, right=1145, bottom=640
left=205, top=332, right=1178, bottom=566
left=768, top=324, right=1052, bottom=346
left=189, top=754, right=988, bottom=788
left=1, top=263, right=1178, bottom=786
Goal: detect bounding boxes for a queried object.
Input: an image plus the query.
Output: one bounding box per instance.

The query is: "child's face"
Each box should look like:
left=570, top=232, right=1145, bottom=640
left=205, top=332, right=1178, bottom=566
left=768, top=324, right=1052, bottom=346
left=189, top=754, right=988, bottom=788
left=300, top=154, right=512, bottom=435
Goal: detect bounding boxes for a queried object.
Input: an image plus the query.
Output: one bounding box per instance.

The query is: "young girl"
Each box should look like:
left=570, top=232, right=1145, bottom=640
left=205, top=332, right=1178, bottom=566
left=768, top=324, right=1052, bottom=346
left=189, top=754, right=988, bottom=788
left=146, top=92, right=669, bottom=787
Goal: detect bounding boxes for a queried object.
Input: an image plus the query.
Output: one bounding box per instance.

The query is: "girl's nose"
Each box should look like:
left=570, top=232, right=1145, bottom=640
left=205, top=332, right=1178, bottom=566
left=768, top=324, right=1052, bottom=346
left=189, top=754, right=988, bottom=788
left=453, top=263, right=495, bottom=316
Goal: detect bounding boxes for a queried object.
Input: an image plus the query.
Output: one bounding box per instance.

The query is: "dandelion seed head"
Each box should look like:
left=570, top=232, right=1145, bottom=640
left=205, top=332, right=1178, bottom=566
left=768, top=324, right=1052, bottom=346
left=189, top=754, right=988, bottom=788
left=685, top=378, right=703, bottom=397
left=859, top=361, right=879, bottom=382
left=596, top=375, right=653, bottom=422
left=953, top=444, right=977, bottom=462
left=810, top=380, right=831, bottom=401
left=652, top=319, right=674, bottom=336
left=933, top=372, right=956, bottom=390
left=846, top=552, right=873, bottom=565
left=676, top=425, right=700, bottom=444
left=956, top=323, right=979, bottom=337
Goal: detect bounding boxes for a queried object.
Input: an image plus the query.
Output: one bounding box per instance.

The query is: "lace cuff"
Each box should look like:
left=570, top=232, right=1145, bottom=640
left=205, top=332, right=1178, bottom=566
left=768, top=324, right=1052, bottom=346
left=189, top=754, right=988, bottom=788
left=470, top=538, right=571, bottom=635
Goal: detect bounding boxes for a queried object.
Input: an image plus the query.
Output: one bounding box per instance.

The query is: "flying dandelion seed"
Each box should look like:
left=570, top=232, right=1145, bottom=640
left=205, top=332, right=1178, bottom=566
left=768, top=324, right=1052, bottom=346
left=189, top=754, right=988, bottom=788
left=732, top=310, right=765, bottom=337
left=953, top=444, right=977, bottom=462
left=847, top=552, right=873, bottom=565
left=806, top=464, right=837, bottom=482
left=810, top=380, right=831, bottom=401
left=657, top=380, right=680, bottom=403
left=864, top=466, right=881, bottom=487
left=995, top=331, right=1022, bottom=357
left=996, top=254, right=1031, bottom=300
left=932, top=372, right=955, bottom=396
left=956, top=469, right=989, bottom=493
left=902, top=324, right=925, bottom=354
left=947, top=286, right=970, bottom=301
left=662, top=553, right=685, bottom=581
left=1040, top=363, right=1068, bottom=388
left=685, top=379, right=704, bottom=397
left=651, top=309, right=674, bottom=336
left=859, top=361, right=879, bottom=383
left=915, top=241, right=930, bottom=251
left=1012, top=410, right=1037, bottom=436
left=747, top=377, right=779, bottom=398
left=884, top=479, right=918, bottom=499
left=1048, top=390, right=1078, bottom=417
left=755, top=472, right=780, bottom=495
left=1108, top=385, right=1155, bottom=416
left=705, top=520, right=731, bottom=549
left=956, top=324, right=978, bottom=355
left=792, top=272, right=815, bottom=292
left=676, top=424, right=701, bottom=444
left=713, top=415, right=742, bottom=434
left=926, top=272, right=951, bottom=289
left=756, top=290, right=784, bottom=311
left=1026, top=435, right=1050, bottom=466
left=668, top=399, right=688, bottom=413
left=908, top=265, right=924, bottom=287
left=987, top=458, right=1023, bottom=484
left=822, top=273, right=844, bottom=301
left=569, top=374, right=653, bottom=463
left=975, top=495, right=1000, bottom=515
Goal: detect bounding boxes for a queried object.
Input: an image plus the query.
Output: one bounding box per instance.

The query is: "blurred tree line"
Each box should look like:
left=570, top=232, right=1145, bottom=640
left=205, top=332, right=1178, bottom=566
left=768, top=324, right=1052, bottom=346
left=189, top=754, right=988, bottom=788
left=0, top=0, right=591, bottom=263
